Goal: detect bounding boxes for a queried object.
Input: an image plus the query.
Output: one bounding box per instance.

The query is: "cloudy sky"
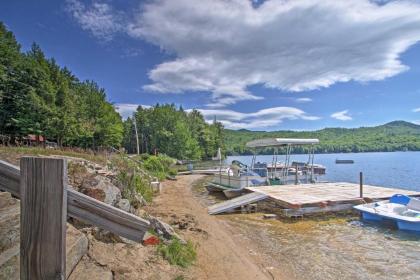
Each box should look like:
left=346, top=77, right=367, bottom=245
left=2, top=0, right=420, bottom=130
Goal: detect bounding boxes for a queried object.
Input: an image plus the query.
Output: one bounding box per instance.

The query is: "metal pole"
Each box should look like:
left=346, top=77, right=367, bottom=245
left=133, top=117, right=140, bottom=155
left=359, top=172, right=363, bottom=198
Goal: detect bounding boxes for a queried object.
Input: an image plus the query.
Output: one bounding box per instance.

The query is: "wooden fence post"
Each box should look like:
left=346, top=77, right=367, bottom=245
left=20, top=157, right=67, bottom=280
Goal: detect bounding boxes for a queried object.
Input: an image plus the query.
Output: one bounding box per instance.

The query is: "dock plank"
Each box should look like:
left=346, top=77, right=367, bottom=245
left=247, top=182, right=420, bottom=208
left=208, top=192, right=268, bottom=215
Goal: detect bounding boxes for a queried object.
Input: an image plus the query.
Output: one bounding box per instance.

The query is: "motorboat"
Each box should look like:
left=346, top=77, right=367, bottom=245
left=206, top=138, right=326, bottom=198
left=246, top=138, right=326, bottom=185
left=205, top=161, right=267, bottom=198
left=354, top=194, right=420, bottom=232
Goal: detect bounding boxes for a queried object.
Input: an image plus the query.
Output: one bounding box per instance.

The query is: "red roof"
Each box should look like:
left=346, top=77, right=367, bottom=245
left=27, top=134, right=45, bottom=142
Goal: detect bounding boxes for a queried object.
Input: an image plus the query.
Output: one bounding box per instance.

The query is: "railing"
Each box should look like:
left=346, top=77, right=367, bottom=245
left=0, top=157, right=150, bottom=280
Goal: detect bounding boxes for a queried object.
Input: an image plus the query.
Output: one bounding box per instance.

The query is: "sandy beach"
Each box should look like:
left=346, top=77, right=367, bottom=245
left=145, top=175, right=293, bottom=280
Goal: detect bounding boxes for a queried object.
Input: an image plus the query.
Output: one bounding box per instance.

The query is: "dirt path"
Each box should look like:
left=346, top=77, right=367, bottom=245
left=146, top=175, right=287, bottom=280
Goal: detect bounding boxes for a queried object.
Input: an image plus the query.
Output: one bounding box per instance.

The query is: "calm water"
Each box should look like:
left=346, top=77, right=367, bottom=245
left=227, top=151, right=420, bottom=191
left=220, top=152, right=420, bottom=279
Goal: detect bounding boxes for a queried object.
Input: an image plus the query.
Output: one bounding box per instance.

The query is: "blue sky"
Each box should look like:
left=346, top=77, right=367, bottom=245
left=1, top=0, right=420, bottom=131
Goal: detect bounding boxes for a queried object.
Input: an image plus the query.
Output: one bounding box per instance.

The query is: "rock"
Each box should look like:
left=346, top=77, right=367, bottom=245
left=131, top=193, right=147, bottom=208
left=149, top=217, right=185, bottom=244
left=92, top=227, right=123, bottom=243
left=65, top=225, right=89, bottom=279
left=80, top=175, right=121, bottom=205
left=134, top=208, right=148, bottom=219
left=91, top=227, right=136, bottom=245
left=68, top=256, right=113, bottom=280
left=117, top=199, right=131, bottom=213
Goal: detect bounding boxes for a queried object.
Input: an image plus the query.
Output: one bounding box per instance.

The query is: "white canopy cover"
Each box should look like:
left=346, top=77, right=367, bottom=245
left=245, top=138, right=319, bottom=148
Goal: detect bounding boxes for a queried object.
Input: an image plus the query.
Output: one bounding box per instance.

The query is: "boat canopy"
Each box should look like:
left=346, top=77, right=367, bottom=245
left=245, top=138, right=319, bottom=148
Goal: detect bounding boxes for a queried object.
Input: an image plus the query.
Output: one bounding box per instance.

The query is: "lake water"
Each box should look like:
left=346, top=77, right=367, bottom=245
left=220, top=152, right=420, bottom=279
left=227, top=151, right=420, bottom=191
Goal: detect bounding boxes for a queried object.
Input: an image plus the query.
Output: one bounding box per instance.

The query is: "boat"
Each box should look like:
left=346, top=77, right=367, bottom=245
left=246, top=138, right=326, bottom=185
left=354, top=194, right=420, bottom=232
left=335, top=159, right=354, bottom=164
left=207, top=138, right=326, bottom=198
left=205, top=164, right=267, bottom=198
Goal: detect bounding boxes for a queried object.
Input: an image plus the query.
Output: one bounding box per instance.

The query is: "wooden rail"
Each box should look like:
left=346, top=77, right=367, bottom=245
left=0, top=157, right=150, bottom=279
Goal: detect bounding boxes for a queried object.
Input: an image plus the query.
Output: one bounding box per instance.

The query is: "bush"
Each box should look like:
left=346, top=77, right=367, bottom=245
left=143, top=155, right=176, bottom=180
left=111, top=154, right=154, bottom=203
left=158, top=239, right=196, bottom=268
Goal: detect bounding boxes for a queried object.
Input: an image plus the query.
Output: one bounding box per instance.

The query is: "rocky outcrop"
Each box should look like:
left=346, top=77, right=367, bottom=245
left=117, top=198, right=132, bottom=213
left=68, top=256, right=113, bottom=280
left=80, top=176, right=121, bottom=206
left=148, top=217, right=185, bottom=244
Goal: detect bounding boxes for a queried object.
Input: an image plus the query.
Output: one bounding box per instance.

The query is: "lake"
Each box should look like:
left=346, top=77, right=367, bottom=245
left=221, top=152, right=420, bottom=279
left=227, top=151, right=420, bottom=191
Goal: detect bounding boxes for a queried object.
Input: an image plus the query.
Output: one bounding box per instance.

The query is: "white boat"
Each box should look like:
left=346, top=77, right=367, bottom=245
left=246, top=138, right=326, bottom=185
left=354, top=194, right=420, bottom=232
left=207, top=138, right=326, bottom=198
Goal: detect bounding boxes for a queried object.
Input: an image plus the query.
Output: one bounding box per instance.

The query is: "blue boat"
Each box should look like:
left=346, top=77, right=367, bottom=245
left=354, top=194, right=420, bottom=232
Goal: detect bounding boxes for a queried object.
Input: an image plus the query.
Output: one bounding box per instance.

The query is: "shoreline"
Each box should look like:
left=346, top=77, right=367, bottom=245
left=145, top=175, right=293, bottom=280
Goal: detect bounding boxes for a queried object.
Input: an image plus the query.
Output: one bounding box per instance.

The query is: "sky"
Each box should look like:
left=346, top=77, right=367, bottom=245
left=1, top=0, right=420, bottom=131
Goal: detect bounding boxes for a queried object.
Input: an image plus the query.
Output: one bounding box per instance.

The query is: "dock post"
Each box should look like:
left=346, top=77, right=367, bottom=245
left=295, top=163, right=298, bottom=185
left=359, top=172, right=363, bottom=198
left=20, top=157, right=67, bottom=280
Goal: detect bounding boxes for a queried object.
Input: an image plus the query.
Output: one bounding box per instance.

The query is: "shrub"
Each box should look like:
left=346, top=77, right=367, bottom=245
left=157, top=239, right=196, bottom=268
left=143, top=155, right=176, bottom=180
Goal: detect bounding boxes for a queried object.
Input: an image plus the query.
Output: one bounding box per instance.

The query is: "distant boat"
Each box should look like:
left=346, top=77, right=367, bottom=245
left=335, top=159, right=354, bottom=164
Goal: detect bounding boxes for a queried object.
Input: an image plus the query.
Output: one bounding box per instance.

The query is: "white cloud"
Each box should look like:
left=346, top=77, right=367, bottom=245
left=192, top=106, right=320, bottom=129
left=296, top=97, right=312, bottom=103
left=68, top=0, right=420, bottom=106
left=413, top=120, right=420, bottom=125
left=114, top=103, right=150, bottom=119
left=66, top=0, right=122, bottom=41
left=413, top=108, right=420, bottom=112
left=331, top=110, right=352, bottom=121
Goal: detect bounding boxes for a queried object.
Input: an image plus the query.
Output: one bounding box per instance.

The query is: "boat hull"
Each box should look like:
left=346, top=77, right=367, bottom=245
left=355, top=198, right=420, bottom=233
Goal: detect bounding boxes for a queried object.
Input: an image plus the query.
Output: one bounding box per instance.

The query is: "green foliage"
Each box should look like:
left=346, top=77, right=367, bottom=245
left=224, top=121, right=420, bottom=155
left=111, top=155, right=154, bottom=202
left=123, top=105, right=224, bottom=160
left=143, top=155, right=176, bottom=180
left=158, top=239, right=197, bottom=268
left=0, top=22, right=123, bottom=149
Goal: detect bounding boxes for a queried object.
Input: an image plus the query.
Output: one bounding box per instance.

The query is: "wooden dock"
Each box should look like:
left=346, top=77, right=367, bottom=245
left=246, top=182, right=420, bottom=216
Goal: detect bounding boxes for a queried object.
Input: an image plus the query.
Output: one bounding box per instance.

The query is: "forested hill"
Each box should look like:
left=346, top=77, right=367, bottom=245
left=0, top=23, right=224, bottom=160
left=225, top=121, right=420, bottom=155
left=0, top=22, right=123, bottom=148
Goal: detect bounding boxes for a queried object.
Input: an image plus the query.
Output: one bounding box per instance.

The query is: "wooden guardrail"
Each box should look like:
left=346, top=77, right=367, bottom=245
left=0, top=157, right=150, bottom=279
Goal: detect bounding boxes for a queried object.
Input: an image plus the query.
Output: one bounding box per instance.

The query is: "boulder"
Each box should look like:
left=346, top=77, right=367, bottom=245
left=116, top=199, right=131, bottom=213
left=80, top=176, right=121, bottom=206
left=68, top=256, right=113, bottom=280
left=148, top=217, right=185, bottom=244
left=131, top=193, right=147, bottom=208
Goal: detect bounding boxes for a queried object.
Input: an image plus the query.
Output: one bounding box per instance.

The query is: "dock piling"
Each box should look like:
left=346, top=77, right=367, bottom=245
left=359, top=172, right=363, bottom=198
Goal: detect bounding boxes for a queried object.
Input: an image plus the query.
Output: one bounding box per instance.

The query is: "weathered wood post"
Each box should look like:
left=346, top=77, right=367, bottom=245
left=359, top=172, right=363, bottom=198
left=295, top=163, right=298, bottom=185
left=20, top=157, right=67, bottom=280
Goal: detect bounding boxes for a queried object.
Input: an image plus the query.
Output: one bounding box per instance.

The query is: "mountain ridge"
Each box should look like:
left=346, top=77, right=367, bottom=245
left=224, top=120, right=420, bottom=155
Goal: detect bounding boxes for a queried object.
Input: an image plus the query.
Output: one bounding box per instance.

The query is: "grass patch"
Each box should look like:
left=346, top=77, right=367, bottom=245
left=158, top=239, right=197, bottom=268
left=0, top=146, right=107, bottom=165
